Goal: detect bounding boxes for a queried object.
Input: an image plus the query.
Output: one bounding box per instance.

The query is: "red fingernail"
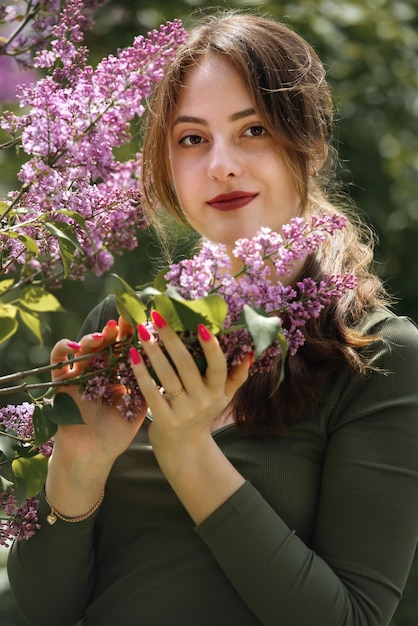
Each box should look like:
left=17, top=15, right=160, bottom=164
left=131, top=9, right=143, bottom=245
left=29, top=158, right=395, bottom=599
left=129, top=347, right=141, bottom=365
left=151, top=310, right=167, bottom=329
left=198, top=323, right=211, bottom=342
left=67, top=341, right=81, bottom=351
left=106, top=319, right=117, bottom=327
left=248, top=350, right=255, bottom=366
left=92, top=332, right=104, bottom=340
left=137, top=324, right=151, bottom=342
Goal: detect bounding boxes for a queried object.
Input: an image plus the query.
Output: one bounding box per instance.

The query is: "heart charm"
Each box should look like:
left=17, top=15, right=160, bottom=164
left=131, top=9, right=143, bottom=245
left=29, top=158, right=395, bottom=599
left=47, top=513, right=57, bottom=525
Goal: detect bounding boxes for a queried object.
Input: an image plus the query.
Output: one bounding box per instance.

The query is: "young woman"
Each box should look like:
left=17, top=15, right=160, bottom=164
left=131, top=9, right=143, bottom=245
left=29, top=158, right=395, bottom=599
left=8, top=12, right=418, bottom=626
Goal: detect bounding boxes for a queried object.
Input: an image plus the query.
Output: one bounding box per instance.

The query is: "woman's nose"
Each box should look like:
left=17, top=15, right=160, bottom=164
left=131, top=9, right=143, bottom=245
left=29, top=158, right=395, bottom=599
left=207, top=141, right=242, bottom=180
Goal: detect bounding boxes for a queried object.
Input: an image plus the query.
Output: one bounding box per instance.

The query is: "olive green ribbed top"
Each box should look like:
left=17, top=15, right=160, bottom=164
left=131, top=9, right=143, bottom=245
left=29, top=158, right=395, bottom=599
left=8, top=302, right=418, bottom=626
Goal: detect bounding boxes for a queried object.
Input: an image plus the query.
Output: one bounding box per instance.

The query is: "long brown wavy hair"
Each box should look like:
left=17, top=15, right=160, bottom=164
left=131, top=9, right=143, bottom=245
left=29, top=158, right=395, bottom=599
left=141, top=12, right=391, bottom=435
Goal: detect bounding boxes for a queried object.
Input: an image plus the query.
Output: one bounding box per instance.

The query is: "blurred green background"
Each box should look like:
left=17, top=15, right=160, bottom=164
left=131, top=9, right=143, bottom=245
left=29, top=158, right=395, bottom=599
left=1, top=0, right=417, bottom=624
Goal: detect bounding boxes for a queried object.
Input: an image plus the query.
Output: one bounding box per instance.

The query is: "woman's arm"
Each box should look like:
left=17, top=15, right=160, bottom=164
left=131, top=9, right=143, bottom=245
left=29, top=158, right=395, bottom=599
left=8, top=303, right=144, bottom=626
left=196, top=315, right=418, bottom=625
left=8, top=491, right=98, bottom=626
left=133, top=313, right=418, bottom=626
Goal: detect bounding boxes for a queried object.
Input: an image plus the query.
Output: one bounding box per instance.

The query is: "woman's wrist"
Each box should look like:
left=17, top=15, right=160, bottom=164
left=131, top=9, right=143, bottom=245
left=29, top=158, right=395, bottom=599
left=45, top=452, right=110, bottom=518
left=44, top=486, right=105, bottom=525
left=153, top=434, right=245, bottom=525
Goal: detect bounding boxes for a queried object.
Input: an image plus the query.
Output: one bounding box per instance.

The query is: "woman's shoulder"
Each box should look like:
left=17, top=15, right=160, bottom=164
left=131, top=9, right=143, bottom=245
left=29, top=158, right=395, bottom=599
left=358, top=306, right=418, bottom=371
left=359, top=306, right=418, bottom=341
left=325, top=307, right=418, bottom=431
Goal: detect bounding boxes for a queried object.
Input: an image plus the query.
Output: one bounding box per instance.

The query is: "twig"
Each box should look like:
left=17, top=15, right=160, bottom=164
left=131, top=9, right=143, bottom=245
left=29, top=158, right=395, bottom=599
left=0, top=350, right=100, bottom=385
left=0, top=342, right=132, bottom=396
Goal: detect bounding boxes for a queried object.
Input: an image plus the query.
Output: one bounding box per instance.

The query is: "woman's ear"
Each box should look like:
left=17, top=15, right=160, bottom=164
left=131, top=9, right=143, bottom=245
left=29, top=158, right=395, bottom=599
left=309, top=144, right=329, bottom=177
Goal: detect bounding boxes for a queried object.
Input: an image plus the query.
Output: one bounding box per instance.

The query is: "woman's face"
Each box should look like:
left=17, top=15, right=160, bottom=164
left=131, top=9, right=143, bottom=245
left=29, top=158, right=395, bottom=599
left=168, top=55, right=301, bottom=262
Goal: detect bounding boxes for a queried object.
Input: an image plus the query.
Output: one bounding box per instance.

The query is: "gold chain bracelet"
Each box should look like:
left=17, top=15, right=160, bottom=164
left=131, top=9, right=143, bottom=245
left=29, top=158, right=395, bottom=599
left=44, top=488, right=105, bottom=525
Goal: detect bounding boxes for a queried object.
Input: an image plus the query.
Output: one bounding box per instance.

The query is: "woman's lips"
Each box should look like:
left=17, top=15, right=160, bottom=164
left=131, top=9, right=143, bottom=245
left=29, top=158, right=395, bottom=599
left=207, top=192, right=258, bottom=211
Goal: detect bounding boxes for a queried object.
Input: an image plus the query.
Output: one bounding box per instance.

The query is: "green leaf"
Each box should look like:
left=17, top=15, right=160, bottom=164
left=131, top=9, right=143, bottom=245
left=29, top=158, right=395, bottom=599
left=154, top=291, right=228, bottom=334
left=2, top=230, right=39, bottom=254
left=151, top=294, right=182, bottom=331
left=57, top=210, right=88, bottom=230
left=243, top=305, right=286, bottom=359
left=21, top=286, right=64, bottom=312
left=56, top=211, right=96, bottom=249
left=58, top=236, right=76, bottom=277
left=43, top=393, right=85, bottom=425
left=19, top=307, right=43, bottom=344
left=111, top=273, right=139, bottom=297
left=0, top=459, right=13, bottom=483
left=0, top=432, right=18, bottom=462
left=115, top=288, right=147, bottom=325
left=32, top=405, right=57, bottom=446
left=44, top=219, right=82, bottom=250
left=15, top=444, right=41, bottom=459
left=153, top=267, right=169, bottom=292
left=12, top=454, right=48, bottom=502
left=44, top=219, right=83, bottom=277
left=0, top=278, right=15, bottom=295
left=17, top=233, right=39, bottom=254
left=0, top=200, right=9, bottom=215
left=0, top=306, right=18, bottom=343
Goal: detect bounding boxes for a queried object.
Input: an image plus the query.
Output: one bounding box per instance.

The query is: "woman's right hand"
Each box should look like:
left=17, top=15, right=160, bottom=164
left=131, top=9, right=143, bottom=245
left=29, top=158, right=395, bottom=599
left=45, top=318, right=147, bottom=517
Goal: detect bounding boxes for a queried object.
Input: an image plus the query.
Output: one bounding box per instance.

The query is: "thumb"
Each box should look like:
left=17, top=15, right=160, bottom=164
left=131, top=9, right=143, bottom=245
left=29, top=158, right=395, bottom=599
left=225, top=351, right=254, bottom=400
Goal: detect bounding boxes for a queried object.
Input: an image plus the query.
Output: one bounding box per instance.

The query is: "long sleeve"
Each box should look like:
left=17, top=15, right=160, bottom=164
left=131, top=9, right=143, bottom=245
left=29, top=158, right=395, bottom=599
left=7, top=490, right=99, bottom=626
left=196, top=314, right=418, bottom=625
left=7, top=297, right=117, bottom=626
left=7, top=308, right=418, bottom=626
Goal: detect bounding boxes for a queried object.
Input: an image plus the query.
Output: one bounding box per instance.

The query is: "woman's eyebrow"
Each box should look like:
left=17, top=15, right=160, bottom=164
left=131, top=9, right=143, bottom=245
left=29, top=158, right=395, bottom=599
left=172, top=108, right=256, bottom=127
left=230, top=108, right=256, bottom=122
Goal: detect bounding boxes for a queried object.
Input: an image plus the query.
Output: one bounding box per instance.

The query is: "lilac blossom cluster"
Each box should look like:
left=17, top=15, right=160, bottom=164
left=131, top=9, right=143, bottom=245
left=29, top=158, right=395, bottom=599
left=80, top=347, right=144, bottom=422
left=81, top=213, right=356, bottom=418
left=165, top=213, right=356, bottom=365
left=0, top=401, right=53, bottom=457
left=0, top=492, right=41, bottom=547
left=0, top=4, right=187, bottom=543
left=0, top=0, right=104, bottom=68
left=1, top=6, right=187, bottom=287
left=0, top=402, right=53, bottom=545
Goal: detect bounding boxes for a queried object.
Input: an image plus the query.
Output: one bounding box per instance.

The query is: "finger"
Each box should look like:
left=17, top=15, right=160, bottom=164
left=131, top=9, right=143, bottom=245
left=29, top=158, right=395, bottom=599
left=59, top=331, right=106, bottom=377
left=142, top=315, right=210, bottom=396
left=101, top=319, right=118, bottom=343
left=224, top=351, right=254, bottom=400
left=129, top=346, right=169, bottom=412
left=196, top=323, right=228, bottom=390
left=98, top=318, right=132, bottom=347
left=136, top=322, right=187, bottom=393
left=50, top=338, right=85, bottom=382
left=117, top=315, right=134, bottom=341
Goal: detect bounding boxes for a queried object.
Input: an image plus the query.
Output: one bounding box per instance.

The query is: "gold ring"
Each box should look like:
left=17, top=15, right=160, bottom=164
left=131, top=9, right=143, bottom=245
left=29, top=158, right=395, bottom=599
left=162, top=388, right=184, bottom=401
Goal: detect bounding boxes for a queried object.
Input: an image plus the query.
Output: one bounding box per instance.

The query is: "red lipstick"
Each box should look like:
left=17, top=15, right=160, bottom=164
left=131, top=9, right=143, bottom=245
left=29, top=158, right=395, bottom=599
left=208, top=191, right=258, bottom=211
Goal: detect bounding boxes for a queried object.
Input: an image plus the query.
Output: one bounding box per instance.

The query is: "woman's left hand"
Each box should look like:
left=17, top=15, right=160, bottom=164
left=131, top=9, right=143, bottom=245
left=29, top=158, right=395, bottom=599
left=129, top=310, right=252, bottom=523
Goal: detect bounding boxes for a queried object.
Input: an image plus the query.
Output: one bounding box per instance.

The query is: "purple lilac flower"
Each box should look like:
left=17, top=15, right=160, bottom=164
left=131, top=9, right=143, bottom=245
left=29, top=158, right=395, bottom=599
left=0, top=1, right=104, bottom=69
left=0, top=401, right=53, bottom=544
left=0, top=491, right=41, bottom=547
left=81, top=348, right=145, bottom=421
left=1, top=12, right=187, bottom=287
left=77, top=216, right=356, bottom=426
left=0, top=401, right=53, bottom=456
left=165, top=215, right=355, bottom=358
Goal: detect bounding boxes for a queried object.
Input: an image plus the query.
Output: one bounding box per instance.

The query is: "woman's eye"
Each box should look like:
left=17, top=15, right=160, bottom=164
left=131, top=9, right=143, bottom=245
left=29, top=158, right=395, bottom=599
left=180, top=134, right=205, bottom=146
left=244, top=125, right=266, bottom=137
